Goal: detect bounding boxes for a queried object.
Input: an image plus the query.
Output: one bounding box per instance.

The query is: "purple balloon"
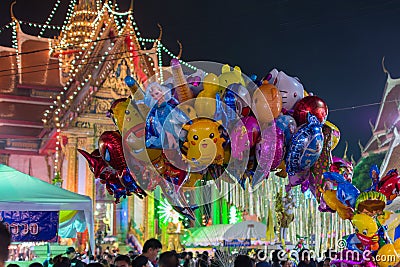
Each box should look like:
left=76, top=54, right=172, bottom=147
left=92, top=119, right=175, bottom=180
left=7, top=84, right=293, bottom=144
left=231, top=116, right=260, bottom=160
left=242, top=116, right=260, bottom=147
left=286, top=170, right=311, bottom=192
left=255, top=124, right=277, bottom=174
left=256, top=125, right=284, bottom=172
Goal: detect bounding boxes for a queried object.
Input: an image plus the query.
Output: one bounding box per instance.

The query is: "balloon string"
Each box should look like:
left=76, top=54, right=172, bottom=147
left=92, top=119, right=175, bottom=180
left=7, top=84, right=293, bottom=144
left=330, top=100, right=397, bottom=112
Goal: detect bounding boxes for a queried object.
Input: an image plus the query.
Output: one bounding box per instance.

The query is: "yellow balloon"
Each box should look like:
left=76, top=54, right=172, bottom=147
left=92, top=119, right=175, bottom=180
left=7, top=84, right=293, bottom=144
left=323, top=190, right=354, bottom=220
left=110, top=98, right=130, bottom=132
left=377, top=243, right=400, bottom=267
left=194, top=73, right=219, bottom=117
left=324, top=121, right=340, bottom=150
left=352, top=213, right=378, bottom=237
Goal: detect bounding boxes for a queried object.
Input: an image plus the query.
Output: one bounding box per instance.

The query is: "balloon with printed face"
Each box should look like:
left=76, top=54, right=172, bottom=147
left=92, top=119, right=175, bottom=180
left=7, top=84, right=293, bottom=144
left=252, top=80, right=282, bottom=124
left=264, top=68, right=305, bottom=111
left=293, top=95, right=328, bottom=126
left=182, top=119, right=225, bottom=170
left=286, top=114, right=324, bottom=176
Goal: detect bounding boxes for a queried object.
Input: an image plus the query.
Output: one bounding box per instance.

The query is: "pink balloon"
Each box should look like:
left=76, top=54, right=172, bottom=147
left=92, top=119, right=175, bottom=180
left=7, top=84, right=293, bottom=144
left=256, top=122, right=283, bottom=173
left=231, top=116, right=260, bottom=161
left=242, top=116, right=260, bottom=147
left=256, top=127, right=276, bottom=174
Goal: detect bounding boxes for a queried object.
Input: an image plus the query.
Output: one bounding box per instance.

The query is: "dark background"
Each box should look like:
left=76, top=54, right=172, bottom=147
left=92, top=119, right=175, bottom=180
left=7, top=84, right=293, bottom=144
left=1, top=0, right=400, bottom=160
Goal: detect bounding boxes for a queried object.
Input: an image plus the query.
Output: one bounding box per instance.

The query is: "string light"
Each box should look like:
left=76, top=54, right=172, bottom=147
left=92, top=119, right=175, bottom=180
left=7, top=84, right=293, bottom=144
left=38, top=0, right=62, bottom=36
left=0, top=22, right=14, bottom=35
left=19, top=20, right=62, bottom=30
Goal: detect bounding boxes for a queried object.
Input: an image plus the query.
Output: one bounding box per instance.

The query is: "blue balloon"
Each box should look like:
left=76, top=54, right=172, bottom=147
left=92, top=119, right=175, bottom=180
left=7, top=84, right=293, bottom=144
left=276, top=114, right=297, bottom=146
left=286, top=113, right=323, bottom=176
left=124, top=75, right=135, bottom=87
left=322, top=171, right=360, bottom=208
left=345, top=234, right=363, bottom=253
left=120, top=168, right=147, bottom=199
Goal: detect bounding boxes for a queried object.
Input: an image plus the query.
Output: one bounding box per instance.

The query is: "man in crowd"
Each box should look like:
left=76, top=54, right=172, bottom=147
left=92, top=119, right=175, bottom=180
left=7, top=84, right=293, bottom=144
left=158, top=252, right=179, bottom=267
left=0, top=223, right=11, bottom=267
left=142, top=239, right=162, bottom=267
left=66, top=247, right=85, bottom=267
left=114, top=255, right=131, bottom=267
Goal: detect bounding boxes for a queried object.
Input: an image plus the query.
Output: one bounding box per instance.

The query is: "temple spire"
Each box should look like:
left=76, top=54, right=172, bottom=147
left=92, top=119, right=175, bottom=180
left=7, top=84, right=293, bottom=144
left=343, top=141, right=349, bottom=160
left=382, top=56, right=392, bottom=79
left=176, top=40, right=182, bottom=59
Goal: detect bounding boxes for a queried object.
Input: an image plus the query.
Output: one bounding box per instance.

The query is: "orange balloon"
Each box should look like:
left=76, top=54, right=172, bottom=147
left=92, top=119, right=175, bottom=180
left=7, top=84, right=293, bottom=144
left=252, top=80, right=282, bottom=124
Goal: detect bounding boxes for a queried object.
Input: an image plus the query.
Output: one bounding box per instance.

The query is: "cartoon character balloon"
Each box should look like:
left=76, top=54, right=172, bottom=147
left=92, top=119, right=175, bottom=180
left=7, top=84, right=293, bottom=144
left=182, top=119, right=225, bottom=170
left=265, top=68, right=304, bottom=111
left=252, top=80, right=282, bottom=124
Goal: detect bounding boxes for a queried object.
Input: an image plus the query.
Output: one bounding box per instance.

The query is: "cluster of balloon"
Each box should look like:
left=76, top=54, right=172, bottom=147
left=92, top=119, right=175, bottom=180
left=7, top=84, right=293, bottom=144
left=263, top=69, right=400, bottom=265
left=309, top=156, right=400, bottom=267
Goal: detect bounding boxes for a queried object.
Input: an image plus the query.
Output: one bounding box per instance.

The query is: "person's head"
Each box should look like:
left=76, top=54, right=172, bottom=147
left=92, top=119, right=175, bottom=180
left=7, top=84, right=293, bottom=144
left=65, top=247, right=76, bottom=260
left=53, top=257, right=71, bottom=267
left=158, top=252, right=179, bottom=267
left=29, top=263, right=43, bottom=267
left=234, top=255, right=254, bottom=267
left=0, top=223, right=11, bottom=266
left=114, top=255, right=131, bottom=267
left=142, top=239, right=162, bottom=262
left=281, top=261, right=292, bottom=267
left=7, top=265, right=19, bottom=267
left=101, top=259, right=109, bottom=267
left=323, top=258, right=331, bottom=267
left=131, top=255, right=149, bottom=267
left=299, top=249, right=311, bottom=264
left=188, top=252, right=193, bottom=259
left=87, top=263, right=103, bottom=267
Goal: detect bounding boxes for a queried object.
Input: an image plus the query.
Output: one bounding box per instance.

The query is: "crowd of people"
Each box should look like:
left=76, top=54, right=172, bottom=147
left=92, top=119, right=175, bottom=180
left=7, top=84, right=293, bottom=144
left=0, top=222, right=333, bottom=267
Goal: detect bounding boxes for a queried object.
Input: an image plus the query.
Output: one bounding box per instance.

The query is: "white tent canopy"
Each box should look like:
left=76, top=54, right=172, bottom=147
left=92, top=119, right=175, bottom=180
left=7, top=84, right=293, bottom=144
left=184, top=220, right=268, bottom=247
left=0, top=164, right=95, bottom=251
left=223, top=220, right=267, bottom=240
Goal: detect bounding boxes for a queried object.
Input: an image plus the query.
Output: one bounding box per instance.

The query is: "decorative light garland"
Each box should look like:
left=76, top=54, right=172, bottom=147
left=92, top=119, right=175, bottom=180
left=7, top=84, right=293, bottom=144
left=61, top=0, right=77, bottom=32
left=19, top=20, right=62, bottom=31
left=38, top=0, right=61, bottom=36
left=0, top=21, right=14, bottom=36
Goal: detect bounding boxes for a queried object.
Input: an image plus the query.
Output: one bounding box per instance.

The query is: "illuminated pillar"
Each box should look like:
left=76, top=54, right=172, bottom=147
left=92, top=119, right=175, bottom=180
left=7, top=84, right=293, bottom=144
left=212, top=187, right=221, bottom=225
left=66, top=136, right=78, bottom=192
left=84, top=137, right=95, bottom=199
left=147, top=192, right=155, bottom=238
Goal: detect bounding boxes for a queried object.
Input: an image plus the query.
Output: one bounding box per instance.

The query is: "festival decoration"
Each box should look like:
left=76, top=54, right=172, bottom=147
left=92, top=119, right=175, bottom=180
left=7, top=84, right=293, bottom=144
left=286, top=113, right=324, bottom=176
left=182, top=119, right=225, bottom=169
left=252, top=80, right=282, bottom=123
left=265, top=68, right=305, bottom=111
left=292, top=95, right=328, bottom=125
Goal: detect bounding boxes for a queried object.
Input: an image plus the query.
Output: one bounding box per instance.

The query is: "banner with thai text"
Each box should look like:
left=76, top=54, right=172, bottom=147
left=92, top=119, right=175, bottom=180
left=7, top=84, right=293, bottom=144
left=0, top=211, right=59, bottom=242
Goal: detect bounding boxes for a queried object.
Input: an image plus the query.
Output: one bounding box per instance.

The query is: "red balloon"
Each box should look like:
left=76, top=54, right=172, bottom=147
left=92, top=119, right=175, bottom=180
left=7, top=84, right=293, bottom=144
left=98, top=131, right=127, bottom=171
left=293, top=95, right=328, bottom=125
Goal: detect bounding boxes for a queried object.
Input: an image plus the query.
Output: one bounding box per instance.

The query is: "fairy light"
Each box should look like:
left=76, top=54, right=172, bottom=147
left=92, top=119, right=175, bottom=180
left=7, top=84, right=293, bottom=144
left=0, top=21, right=16, bottom=35
left=157, top=41, right=163, bottom=83
left=159, top=43, right=198, bottom=71
left=38, top=0, right=61, bottom=36
left=61, top=0, right=77, bottom=32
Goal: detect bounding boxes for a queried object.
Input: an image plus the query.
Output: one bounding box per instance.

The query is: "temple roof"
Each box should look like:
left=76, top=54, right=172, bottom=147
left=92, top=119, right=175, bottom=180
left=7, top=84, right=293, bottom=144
left=0, top=28, right=62, bottom=154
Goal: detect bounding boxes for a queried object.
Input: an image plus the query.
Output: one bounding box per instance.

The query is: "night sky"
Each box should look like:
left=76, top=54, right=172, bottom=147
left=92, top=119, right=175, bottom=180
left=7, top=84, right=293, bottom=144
left=1, top=0, right=400, bottom=160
